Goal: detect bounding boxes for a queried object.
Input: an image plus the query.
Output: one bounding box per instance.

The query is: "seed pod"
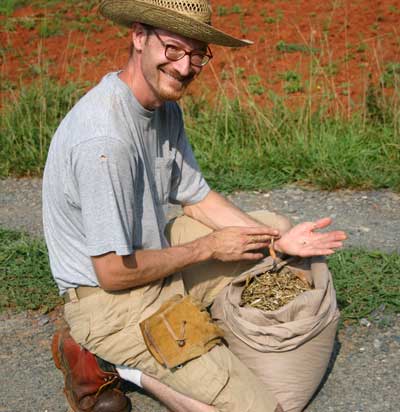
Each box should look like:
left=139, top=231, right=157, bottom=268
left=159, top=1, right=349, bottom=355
left=241, top=268, right=312, bottom=311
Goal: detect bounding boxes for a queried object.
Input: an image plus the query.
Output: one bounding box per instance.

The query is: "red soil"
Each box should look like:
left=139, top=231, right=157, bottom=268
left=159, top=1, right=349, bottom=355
left=1, top=0, right=399, bottom=111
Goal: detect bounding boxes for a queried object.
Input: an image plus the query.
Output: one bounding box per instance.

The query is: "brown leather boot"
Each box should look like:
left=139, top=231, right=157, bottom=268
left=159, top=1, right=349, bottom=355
left=52, top=328, right=131, bottom=412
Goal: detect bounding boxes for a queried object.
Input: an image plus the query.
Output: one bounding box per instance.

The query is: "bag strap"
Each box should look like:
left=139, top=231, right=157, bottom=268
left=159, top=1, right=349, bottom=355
left=160, top=313, right=187, bottom=347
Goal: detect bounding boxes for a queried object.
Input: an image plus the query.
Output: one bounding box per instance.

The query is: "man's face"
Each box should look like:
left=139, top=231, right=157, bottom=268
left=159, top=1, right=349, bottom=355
left=139, top=29, right=206, bottom=104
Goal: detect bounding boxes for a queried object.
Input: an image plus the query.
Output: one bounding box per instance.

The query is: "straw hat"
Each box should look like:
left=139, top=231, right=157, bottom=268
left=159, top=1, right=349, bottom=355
left=99, top=0, right=252, bottom=47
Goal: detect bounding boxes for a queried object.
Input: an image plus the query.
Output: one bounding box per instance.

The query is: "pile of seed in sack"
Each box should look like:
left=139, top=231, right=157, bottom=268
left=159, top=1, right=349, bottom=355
left=240, top=268, right=313, bottom=311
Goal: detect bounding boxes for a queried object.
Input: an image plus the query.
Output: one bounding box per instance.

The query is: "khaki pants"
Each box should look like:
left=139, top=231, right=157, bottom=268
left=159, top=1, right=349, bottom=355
left=64, top=211, right=291, bottom=412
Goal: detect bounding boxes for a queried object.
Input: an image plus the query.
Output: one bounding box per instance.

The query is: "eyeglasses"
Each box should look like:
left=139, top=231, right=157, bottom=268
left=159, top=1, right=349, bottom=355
left=150, top=29, right=213, bottom=67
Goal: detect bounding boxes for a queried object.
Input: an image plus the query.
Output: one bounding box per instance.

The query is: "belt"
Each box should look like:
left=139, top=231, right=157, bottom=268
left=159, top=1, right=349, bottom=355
left=63, top=286, right=100, bottom=303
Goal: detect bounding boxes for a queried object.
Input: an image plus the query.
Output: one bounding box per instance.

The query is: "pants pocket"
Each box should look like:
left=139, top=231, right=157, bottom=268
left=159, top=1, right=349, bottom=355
left=162, top=345, right=229, bottom=405
left=64, top=301, right=90, bottom=345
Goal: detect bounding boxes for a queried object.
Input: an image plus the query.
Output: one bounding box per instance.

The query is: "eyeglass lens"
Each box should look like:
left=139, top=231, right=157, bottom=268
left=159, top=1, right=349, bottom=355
left=165, top=46, right=211, bottom=66
left=151, top=29, right=212, bottom=67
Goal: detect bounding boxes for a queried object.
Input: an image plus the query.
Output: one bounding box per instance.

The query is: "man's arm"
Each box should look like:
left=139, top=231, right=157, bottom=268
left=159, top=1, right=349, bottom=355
left=183, top=190, right=266, bottom=229
left=183, top=190, right=347, bottom=259
left=92, top=224, right=278, bottom=291
left=92, top=191, right=346, bottom=292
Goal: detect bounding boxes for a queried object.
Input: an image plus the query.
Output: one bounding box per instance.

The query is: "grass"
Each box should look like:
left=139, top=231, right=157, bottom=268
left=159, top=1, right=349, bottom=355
left=279, top=70, right=304, bottom=93
left=328, top=249, right=400, bottom=320
left=0, top=0, right=28, bottom=16
left=1, top=77, right=399, bottom=192
left=380, top=62, right=400, bottom=88
left=1, top=227, right=398, bottom=321
left=216, top=4, right=244, bottom=17
left=38, top=17, right=62, bottom=38
left=0, top=227, right=62, bottom=313
left=0, top=78, right=87, bottom=176
left=184, top=85, right=400, bottom=192
left=276, top=40, right=320, bottom=54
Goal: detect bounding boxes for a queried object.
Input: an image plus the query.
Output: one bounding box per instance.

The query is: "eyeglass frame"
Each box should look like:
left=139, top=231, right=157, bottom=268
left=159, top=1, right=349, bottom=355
left=148, top=28, right=213, bottom=67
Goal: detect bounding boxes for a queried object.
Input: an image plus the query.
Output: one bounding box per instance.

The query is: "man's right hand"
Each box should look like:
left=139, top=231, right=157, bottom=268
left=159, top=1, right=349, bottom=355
left=92, top=226, right=279, bottom=291
left=205, top=226, right=280, bottom=262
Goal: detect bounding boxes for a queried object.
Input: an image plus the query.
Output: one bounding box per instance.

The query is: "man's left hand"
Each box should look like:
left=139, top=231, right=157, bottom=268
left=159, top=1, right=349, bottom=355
left=274, top=217, right=347, bottom=257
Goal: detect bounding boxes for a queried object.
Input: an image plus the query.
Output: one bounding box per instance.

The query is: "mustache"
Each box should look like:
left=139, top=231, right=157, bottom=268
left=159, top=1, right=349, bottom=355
left=160, top=67, right=196, bottom=84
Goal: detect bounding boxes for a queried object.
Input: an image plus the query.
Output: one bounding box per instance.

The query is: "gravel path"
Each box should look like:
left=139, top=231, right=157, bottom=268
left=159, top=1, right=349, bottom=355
left=1, top=178, right=399, bottom=253
left=0, top=177, right=399, bottom=412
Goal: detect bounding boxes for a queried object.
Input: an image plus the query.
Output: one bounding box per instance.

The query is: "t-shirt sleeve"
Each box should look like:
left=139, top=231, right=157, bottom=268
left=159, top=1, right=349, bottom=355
left=169, top=107, right=210, bottom=205
left=69, top=137, right=137, bottom=256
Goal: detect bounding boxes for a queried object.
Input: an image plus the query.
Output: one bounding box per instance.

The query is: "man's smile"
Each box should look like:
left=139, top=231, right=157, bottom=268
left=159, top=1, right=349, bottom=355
left=159, top=67, right=194, bottom=85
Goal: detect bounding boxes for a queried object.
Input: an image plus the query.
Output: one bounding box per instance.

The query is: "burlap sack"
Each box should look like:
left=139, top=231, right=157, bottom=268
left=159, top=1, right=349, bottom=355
left=211, top=256, right=339, bottom=412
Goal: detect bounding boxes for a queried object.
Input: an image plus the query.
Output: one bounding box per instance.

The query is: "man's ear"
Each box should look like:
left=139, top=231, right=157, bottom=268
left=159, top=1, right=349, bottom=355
left=131, top=22, right=148, bottom=53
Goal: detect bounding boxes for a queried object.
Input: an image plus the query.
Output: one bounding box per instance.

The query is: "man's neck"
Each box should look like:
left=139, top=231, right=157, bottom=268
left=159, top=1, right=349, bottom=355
left=118, top=61, right=162, bottom=111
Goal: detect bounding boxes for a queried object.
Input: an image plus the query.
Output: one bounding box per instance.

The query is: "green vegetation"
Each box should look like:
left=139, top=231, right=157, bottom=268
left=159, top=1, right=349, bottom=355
left=328, top=249, right=400, bottom=320
left=248, top=75, right=265, bottom=95
left=19, top=16, right=36, bottom=30
left=1, top=78, right=399, bottom=192
left=0, top=227, right=62, bottom=313
left=280, top=70, right=304, bottom=94
left=264, top=16, right=277, bottom=24
left=0, top=0, right=28, bottom=16
left=323, top=61, right=340, bottom=76
left=276, top=40, right=320, bottom=54
left=260, top=6, right=283, bottom=23
left=216, top=4, right=243, bottom=17
left=184, top=87, right=400, bottom=192
left=356, top=43, right=368, bottom=53
left=235, top=67, right=246, bottom=79
left=38, top=18, right=62, bottom=38
left=0, top=79, right=87, bottom=176
left=216, top=5, right=228, bottom=16
left=231, top=4, right=242, bottom=14
left=380, top=62, right=400, bottom=88
left=1, top=227, right=398, bottom=320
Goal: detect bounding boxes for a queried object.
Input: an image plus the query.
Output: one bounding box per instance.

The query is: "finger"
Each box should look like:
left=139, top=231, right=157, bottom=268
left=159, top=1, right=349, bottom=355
left=308, top=241, right=344, bottom=250
left=310, top=230, right=347, bottom=243
left=242, top=226, right=280, bottom=237
left=299, top=248, right=336, bottom=257
left=314, top=249, right=336, bottom=256
left=327, top=241, right=344, bottom=249
left=335, top=231, right=347, bottom=240
left=241, top=252, right=265, bottom=261
left=244, top=242, right=269, bottom=251
left=247, top=235, right=274, bottom=244
left=312, top=217, right=333, bottom=230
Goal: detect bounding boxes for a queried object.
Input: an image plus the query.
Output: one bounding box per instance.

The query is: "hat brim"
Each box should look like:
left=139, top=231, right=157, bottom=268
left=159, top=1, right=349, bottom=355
left=99, top=0, right=253, bottom=47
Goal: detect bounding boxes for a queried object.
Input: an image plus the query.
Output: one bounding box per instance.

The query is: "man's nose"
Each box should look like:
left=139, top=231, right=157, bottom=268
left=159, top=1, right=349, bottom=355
left=173, top=55, right=196, bottom=77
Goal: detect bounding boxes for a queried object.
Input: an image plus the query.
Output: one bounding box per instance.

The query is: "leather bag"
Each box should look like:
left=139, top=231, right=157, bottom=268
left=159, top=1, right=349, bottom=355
left=140, top=294, right=224, bottom=369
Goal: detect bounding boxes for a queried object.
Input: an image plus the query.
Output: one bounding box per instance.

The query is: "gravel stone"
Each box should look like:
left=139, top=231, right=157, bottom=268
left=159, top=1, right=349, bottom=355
left=359, top=318, right=371, bottom=327
left=0, top=177, right=399, bottom=411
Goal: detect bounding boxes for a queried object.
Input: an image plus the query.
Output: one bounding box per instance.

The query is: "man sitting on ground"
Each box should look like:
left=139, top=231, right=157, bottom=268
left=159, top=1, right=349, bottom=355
left=43, top=1, right=346, bottom=411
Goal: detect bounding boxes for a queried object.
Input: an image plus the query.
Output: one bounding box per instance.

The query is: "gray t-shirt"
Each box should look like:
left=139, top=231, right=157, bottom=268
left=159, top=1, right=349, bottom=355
left=43, top=72, right=210, bottom=294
